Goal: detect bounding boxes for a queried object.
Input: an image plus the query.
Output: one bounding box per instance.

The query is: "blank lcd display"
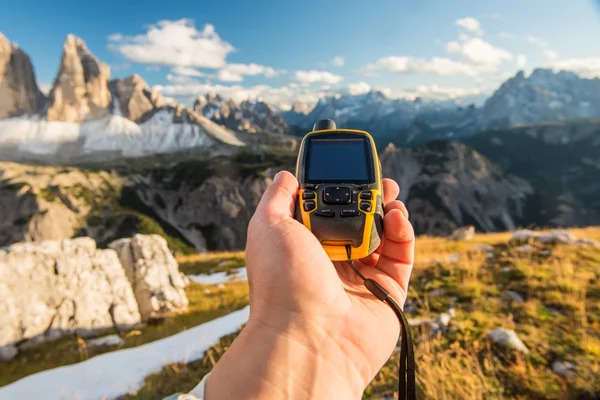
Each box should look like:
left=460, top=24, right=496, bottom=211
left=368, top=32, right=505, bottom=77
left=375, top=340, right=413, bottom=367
left=305, top=138, right=373, bottom=183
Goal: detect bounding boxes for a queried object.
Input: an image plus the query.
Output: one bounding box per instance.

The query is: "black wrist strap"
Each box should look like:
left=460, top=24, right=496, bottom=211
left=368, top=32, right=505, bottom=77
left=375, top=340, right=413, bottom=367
left=346, top=246, right=416, bottom=400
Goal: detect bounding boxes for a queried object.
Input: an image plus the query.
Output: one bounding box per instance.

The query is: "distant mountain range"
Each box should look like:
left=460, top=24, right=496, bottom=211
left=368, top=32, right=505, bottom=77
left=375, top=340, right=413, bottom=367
left=0, top=31, right=599, bottom=240
left=281, top=69, right=600, bottom=146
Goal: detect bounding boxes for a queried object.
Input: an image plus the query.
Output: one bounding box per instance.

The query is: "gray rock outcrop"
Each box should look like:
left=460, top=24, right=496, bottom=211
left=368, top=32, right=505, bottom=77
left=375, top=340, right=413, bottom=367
left=0, top=237, right=141, bottom=360
left=109, top=234, right=188, bottom=320
left=0, top=33, right=46, bottom=118
left=112, top=74, right=165, bottom=122
left=381, top=141, right=534, bottom=236
left=487, top=328, right=530, bottom=354
left=46, top=34, right=111, bottom=122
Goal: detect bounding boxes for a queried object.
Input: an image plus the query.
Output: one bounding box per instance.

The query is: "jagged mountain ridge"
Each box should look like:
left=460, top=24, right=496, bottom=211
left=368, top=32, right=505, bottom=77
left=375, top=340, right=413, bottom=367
left=0, top=33, right=244, bottom=163
left=281, top=70, right=600, bottom=146
left=193, top=94, right=289, bottom=135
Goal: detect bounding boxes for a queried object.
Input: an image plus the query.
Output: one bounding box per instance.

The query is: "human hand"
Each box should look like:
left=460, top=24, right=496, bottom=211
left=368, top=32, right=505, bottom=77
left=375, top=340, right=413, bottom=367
left=206, top=171, right=415, bottom=399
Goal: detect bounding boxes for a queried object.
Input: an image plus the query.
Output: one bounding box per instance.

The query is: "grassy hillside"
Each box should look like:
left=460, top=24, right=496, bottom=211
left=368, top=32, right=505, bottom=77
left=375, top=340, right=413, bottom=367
left=126, top=227, right=600, bottom=400
left=2, top=227, right=599, bottom=399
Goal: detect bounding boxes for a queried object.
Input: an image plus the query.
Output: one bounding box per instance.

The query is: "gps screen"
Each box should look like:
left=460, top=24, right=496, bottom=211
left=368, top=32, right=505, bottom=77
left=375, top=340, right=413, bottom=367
left=305, top=138, right=373, bottom=183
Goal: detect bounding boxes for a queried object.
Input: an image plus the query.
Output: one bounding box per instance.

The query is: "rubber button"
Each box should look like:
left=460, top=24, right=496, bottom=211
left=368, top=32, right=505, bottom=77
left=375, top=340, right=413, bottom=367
left=304, top=201, right=316, bottom=211
left=314, top=209, right=335, bottom=218
left=323, top=186, right=352, bottom=205
left=360, top=191, right=373, bottom=200
left=341, top=209, right=360, bottom=218
left=305, top=184, right=317, bottom=190
left=359, top=201, right=372, bottom=212
left=302, top=191, right=316, bottom=200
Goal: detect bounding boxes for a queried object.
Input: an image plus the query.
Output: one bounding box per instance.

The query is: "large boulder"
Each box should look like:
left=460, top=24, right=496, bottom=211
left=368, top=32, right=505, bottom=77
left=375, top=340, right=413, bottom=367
left=109, top=234, right=188, bottom=321
left=0, top=33, right=46, bottom=118
left=0, top=237, right=141, bottom=360
left=46, top=34, right=111, bottom=122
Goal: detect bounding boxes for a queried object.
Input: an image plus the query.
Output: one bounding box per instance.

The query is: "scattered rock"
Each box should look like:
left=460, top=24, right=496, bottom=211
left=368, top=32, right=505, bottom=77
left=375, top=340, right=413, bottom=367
left=449, top=226, right=476, bottom=241
left=86, top=334, right=125, bottom=348
left=447, top=253, right=461, bottom=263
left=510, top=229, right=600, bottom=248
left=428, top=288, right=447, bottom=296
left=515, top=244, right=534, bottom=254
left=552, top=361, right=576, bottom=377
left=473, top=244, right=494, bottom=252
left=487, top=328, right=529, bottom=354
left=109, top=234, right=189, bottom=321
left=502, top=291, right=525, bottom=304
left=408, top=309, right=455, bottom=338
left=0, top=237, right=141, bottom=357
left=0, top=345, right=18, bottom=362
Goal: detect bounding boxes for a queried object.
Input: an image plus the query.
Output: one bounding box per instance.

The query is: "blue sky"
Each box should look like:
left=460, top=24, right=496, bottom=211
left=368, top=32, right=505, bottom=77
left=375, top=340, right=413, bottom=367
left=1, top=0, right=600, bottom=108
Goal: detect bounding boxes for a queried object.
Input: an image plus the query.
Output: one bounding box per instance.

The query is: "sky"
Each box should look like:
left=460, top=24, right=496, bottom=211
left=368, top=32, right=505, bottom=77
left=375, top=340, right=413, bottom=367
left=1, top=0, right=600, bottom=109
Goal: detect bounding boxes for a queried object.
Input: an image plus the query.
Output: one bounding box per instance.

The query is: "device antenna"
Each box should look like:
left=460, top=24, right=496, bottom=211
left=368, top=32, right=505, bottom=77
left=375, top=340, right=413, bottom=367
left=313, top=119, right=336, bottom=131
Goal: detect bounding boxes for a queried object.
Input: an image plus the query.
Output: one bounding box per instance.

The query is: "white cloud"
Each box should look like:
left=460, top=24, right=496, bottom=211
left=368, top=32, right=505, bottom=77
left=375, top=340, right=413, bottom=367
left=396, top=84, right=487, bottom=101
left=498, top=32, right=515, bottom=39
left=172, top=66, right=205, bottom=77
left=108, top=19, right=234, bottom=69
left=526, top=35, right=549, bottom=48
left=446, top=37, right=512, bottom=68
left=216, top=63, right=277, bottom=82
left=516, top=54, right=527, bottom=68
left=544, top=49, right=559, bottom=60
left=154, top=81, right=329, bottom=109
left=347, top=81, right=371, bottom=95
left=294, top=70, right=343, bottom=84
left=550, top=58, right=600, bottom=78
left=455, top=17, right=482, bottom=35
left=107, top=33, right=123, bottom=41
left=166, top=74, right=199, bottom=85
left=363, top=56, right=477, bottom=76
left=331, top=56, right=345, bottom=67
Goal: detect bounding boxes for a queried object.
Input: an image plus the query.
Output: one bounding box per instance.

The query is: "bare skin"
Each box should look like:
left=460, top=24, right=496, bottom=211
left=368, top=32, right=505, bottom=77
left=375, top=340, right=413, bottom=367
left=205, top=171, right=415, bottom=399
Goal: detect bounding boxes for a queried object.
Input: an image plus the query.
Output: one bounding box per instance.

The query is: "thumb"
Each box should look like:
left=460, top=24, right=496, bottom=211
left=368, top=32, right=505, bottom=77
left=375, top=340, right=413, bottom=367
left=253, top=170, right=299, bottom=227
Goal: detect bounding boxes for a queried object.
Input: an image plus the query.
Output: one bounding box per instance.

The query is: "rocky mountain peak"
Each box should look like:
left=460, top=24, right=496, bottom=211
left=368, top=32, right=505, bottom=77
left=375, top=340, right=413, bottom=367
left=0, top=33, right=46, bottom=119
left=46, top=34, right=111, bottom=122
left=112, top=73, right=165, bottom=122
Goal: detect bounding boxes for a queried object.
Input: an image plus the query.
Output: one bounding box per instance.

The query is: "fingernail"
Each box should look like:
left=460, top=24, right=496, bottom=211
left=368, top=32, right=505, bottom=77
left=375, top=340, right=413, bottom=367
left=273, top=171, right=282, bottom=182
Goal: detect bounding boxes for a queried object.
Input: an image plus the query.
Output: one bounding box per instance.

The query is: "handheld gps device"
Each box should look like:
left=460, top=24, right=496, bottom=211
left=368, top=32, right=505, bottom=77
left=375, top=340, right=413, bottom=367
left=294, top=119, right=384, bottom=261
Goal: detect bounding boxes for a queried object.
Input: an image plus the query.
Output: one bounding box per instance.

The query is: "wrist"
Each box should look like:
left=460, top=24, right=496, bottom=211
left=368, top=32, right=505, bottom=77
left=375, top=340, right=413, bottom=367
left=205, top=313, right=367, bottom=399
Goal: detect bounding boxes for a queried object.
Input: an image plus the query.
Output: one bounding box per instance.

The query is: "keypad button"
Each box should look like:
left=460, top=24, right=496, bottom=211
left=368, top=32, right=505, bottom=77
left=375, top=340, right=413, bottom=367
left=302, top=191, right=316, bottom=200
left=303, top=201, right=316, bottom=211
left=341, top=209, right=360, bottom=218
left=314, top=209, right=335, bottom=218
left=359, top=201, right=372, bottom=212
left=304, top=184, right=317, bottom=190
left=359, top=191, right=373, bottom=200
left=323, top=186, right=352, bottom=205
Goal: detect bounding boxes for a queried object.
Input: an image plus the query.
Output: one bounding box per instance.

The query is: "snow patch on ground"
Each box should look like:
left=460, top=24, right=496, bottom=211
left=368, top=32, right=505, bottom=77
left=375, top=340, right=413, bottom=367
left=0, top=307, right=250, bottom=400
left=188, top=267, right=247, bottom=285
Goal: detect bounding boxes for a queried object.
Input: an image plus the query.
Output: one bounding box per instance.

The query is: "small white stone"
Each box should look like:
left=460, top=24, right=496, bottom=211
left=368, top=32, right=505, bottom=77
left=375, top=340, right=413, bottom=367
left=86, top=334, right=125, bottom=348
left=0, top=345, right=18, bottom=361
left=552, top=361, right=576, bottom=377
left=487, top=328, right=529, bottom=354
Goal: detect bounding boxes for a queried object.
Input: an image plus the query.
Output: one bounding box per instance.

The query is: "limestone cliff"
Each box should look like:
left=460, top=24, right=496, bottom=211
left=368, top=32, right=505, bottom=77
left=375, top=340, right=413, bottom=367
left=46, top=34, right=111, bottom=122
left=0, top=33, right=46, bottom=118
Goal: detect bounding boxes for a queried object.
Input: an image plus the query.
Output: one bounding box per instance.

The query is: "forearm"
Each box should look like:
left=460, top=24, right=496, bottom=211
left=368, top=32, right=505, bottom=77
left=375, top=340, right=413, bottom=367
left=205, top=317, right=366, bottom=400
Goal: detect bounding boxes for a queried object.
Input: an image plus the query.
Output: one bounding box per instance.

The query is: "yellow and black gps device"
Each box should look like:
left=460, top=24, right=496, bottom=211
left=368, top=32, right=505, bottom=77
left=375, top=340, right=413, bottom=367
left=294, top=119, right=384, bottom=261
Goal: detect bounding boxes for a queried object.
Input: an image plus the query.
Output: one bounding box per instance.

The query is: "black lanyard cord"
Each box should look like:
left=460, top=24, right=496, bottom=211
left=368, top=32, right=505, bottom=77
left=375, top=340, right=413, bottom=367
left=346, top=246, right=416, bottom=400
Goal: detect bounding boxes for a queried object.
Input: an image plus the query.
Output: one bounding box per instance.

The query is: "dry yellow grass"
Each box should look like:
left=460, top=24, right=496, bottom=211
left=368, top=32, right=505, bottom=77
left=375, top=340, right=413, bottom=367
left=4, top=227, right=599, bottom=400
